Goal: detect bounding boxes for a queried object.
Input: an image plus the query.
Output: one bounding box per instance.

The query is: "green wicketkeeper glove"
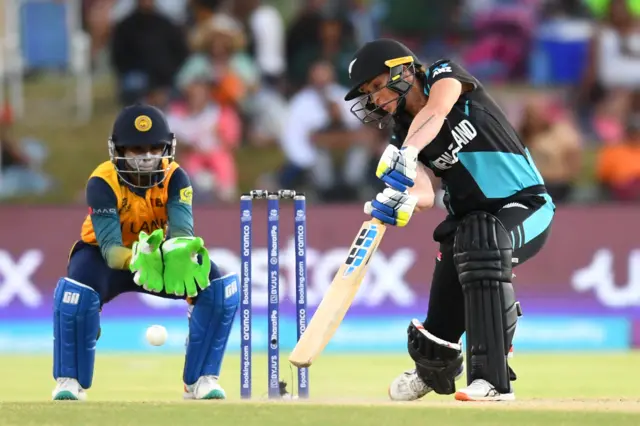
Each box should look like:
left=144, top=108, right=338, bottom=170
left=129, top=229, right=165, bottom=293
left=162, top=236, right=211, bottom=298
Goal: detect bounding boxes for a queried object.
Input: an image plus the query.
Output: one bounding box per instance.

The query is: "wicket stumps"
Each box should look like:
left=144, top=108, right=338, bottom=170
left=240, top=189, right=309, bottom=399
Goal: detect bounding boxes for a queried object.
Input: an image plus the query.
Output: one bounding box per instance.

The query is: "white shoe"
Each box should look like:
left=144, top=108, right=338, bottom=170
left=52, top=378, right=87, bottom=401
left=388, top=365, right=464, bottom=401
left=454, top=379, right=515, bottom=401
left=183, top=376, right=226, bottom=400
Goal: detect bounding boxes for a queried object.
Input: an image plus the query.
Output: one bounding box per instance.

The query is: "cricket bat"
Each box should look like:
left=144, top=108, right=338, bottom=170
left=289, top=218, right=386, bottom=368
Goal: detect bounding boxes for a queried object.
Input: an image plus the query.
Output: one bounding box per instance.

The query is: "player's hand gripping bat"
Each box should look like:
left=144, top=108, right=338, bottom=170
left=289, top=218, right=386, bottom=368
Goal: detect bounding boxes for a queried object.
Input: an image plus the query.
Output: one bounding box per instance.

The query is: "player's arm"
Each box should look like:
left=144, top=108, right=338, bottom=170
left=402, top=61, right=477, bottom=152
left=410, top=163, right=437, bottom=212
left=86, top=177, right=132, bottom=269
left=166, top=167, right=194, bottom=238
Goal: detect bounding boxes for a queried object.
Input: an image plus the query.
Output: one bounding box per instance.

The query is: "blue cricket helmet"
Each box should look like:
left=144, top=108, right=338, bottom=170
left=108, top=104, right=176, bottom=188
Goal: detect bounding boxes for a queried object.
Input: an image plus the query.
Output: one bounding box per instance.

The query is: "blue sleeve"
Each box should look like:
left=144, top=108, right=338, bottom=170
left=86, top=177, right=125, bottom=263
left=167, top=167, right=194, bottom=238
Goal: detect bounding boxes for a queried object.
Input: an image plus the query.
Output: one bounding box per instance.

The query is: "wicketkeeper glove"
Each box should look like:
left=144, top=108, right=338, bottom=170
left=162, top=236, right=211, bottom=298
left=130, top=229, right=165, bottom=293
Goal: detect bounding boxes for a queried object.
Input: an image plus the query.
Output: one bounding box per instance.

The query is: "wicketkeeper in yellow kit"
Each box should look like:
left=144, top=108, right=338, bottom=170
left=52, top=104, right=239, bottom=401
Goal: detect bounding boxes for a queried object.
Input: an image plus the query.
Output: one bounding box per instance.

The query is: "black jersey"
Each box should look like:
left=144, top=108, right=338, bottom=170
left=391, top=60, right=549, bottom=217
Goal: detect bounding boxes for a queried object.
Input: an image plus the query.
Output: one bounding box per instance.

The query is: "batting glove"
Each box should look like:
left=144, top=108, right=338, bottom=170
left=376, top=145, right=419, bottom=192
left=364, top=187, right=418, bottom=227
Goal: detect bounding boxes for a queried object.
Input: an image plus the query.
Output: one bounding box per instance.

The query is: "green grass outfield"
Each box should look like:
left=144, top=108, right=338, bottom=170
left=2, top=353, right=639, bottom=425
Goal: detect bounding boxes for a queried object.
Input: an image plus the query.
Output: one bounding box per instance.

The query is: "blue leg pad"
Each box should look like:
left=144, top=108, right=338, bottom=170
left=184, top=273, right=240, bottom=385
left=53, top=277, right=101, bottom=390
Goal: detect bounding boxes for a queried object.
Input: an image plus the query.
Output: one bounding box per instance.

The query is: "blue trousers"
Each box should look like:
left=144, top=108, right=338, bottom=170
left=57, top=241, right=236, bottom=389
left=67, top=241, right=221, bottom=305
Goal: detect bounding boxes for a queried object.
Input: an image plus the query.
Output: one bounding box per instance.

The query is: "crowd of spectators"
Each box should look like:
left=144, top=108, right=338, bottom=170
left=91, top=0, right=384, bottom=204
left=3, top=0, right=639, bottom=205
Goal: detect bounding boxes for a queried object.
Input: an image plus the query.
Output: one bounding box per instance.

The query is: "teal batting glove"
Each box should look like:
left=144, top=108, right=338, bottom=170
left=162, top=236, right=211, bottom=298
left=130, top=229, right=165, bottom=293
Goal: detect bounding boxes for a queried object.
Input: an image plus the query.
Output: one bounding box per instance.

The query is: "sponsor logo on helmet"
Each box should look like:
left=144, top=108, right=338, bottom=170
left=134, top=115, right=152, bottom=132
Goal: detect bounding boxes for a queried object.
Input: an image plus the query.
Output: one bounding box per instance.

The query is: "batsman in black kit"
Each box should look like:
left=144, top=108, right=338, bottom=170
left=346, top=39, right=555, bottom=401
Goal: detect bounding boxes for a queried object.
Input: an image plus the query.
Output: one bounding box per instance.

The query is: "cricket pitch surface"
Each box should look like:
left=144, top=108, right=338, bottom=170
left=2, top=353, right=639, bottom=425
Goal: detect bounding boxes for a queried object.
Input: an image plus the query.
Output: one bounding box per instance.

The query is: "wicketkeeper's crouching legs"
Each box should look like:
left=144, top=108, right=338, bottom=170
left=182, top=273, right=239, bottom=400
left=52, top=249, right=239, bottom=401
left=52, top=278, right=100, bottom=401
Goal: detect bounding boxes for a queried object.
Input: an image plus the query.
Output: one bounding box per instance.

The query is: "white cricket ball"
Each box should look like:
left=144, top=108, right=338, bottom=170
left=146, top=325, right=168, bottom=346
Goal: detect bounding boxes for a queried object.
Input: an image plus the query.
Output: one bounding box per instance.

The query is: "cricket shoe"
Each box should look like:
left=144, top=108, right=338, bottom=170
left=52, top=378, right=87, bottom=401
left=454, top=379, right=515, bottom=402
left=388, top=364, right=464, bottom=401
left=183, top=376, right=226, bottom=400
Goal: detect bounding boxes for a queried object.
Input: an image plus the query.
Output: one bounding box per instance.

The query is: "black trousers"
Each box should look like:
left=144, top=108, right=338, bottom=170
left=423, top=195, right=555, bottom=343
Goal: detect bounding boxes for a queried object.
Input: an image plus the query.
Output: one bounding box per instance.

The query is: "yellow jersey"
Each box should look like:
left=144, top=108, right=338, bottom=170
left=80, top=160, right=181, bottom=248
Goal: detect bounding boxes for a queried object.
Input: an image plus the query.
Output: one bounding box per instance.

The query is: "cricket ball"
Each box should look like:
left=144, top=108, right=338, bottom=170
left=146, top=325, right=168, bottom=346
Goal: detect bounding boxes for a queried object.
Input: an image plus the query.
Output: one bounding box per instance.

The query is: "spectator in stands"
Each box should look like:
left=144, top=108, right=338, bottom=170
left=597, top=106, right=640, bottom=202
left=188, top=13, right=257, bottom=109
left=344, top=0, right=382, bottom=46
left=277, top=60, right=374, bottom=202
left=110, top=0, right=189, bottom=105
left=286, top=0, right=329, bottom=71
left=0, top=105, right=53, bottom=200
left=85, top=0, right=189, bottom=69
left=188, top=0, right=225, bottom=26
left=205, top=14, right=276, bottom=147
left=231, top=0, right=286, bottom=87
left=110, top=0, right=190, bottom=24
left=83, top=0, right=117, bottom=66
left=460, top=2, right=535, bottom=83
left=187, top=13, right=288, bottom=147
left=166, top=59, right=241, bottom=204
left=379, top=0, right=461, bottom=53
left=581, top=0, right=640, bottom=142
left=519, top=96, right=583, bottom=203
left=289, top=14, right=357, bottom=91
left=142, top=83, right=173, bottom=111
